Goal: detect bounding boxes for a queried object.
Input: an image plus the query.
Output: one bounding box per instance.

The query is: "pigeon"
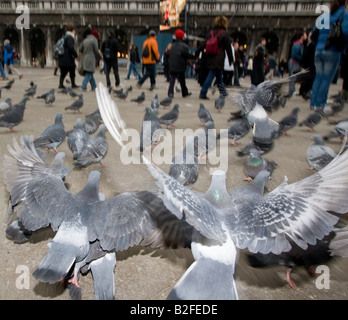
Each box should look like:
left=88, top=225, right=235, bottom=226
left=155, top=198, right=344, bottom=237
left=3, top=138, right=166, bottom=299
left=198, top=103, right=213, bottom=125
left=215, top=95, right=225, bottom=112
left=131, top=91, right=145, bottom=105
left=323, top=120, right=348, bottom=141
left=160, top=96, right=172, bottom=108
left=34, top=112, right=66, bottom=152
left=331, top=97, right=345, bottom=115
left=330, top=225, right=348, bottom=257
left=278, top=107, right=300, bottom=136
left=159, top=104, right=179, bottom=129
left=227, top=110, right=244, bottom=122
left=306, top=134, right=336, bottom=171
left=68, top=87, right=80, bottom=98
left=65, top=94, right=84, bottom=113
left=0, top=97, right=27, bottom=132
left=151, top=94, right=160, bottom=113
left=194, top=121, right=216, bottom=157
left=83, top=109, right=102, bottom=134
left=68, top=118, right=90, bottom=160
left=216, top=117, right=250, bottom=146
left=299, top=111, right=322, bottom=131
left=247, top=232, right=335, bottom=290
left=73, top=124, right=108, bottom=168
left=175, top=86, right=181, bottom=93
left=58, top=87, right=71, bottom=95
left=117, top=88, right=129, bottom=101
left=169, top=135, right=199, bottom=187
left=45, top=89, right=55, bottom=106
left=0, top=98, right=12, bottom=114
left=37, top=88, right=54, bottom=100
left=25, top=84, right=37, bottom=98
left=1, top=79, right=14, bottom=90
left=243, top=148, right=277, bottom=181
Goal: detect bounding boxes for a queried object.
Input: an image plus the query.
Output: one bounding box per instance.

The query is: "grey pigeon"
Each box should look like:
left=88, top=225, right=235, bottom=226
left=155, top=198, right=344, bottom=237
left=194, top=121, right=216, bottom=157
left=0, top=98, right=12, bottom=114
left=151, top=94, right=160, bottom=113
left=217, top=117, right=250, bottom=146
left=299, top=111, right=322, bottom=131
left=3, top=138, right=166, bottom=299
left=65, top=94, right=84, bottom=113
left=330, top=225, right=348, bottom=257
left=0, top=97, right=27, bottom=132
left=37, top=88, right=54, bottom=100
left=160, top=96, right=172, bottom=108
left=58, top=87, right=71, bottom=95
left=73, top=124, right=108, bottom=168
left=169, top=135, right=199, bottom=187
left=68, top=87, right=80, bottom=98
left=45, top=89, right=55, bottom=106
left=159, top=104, right=179, bottom=128
left=278, top=107, right=300, bottom=136
left=1, top=79, right=14, bottom=90
left=131, top=91, right=145, bottom=105
left=243, top=148, right=277, bottom=181
left=198, top=103, right=213, bottom=125
left=117, top=88, right=129, bottom=101
left=306, top=134, right=336, bottom=171
left=323, top=120, right=348, bottom=141
left=34, top=112, right=66, bottom=152
left=25, top=84, right=37, bottom=98
left=68, top=118, right=90, bottom=160
left=83, top=109, right=102, bottom=134
left=215, top=95, right=225, bottom=112
left=144, top=148, right=348, bottom=299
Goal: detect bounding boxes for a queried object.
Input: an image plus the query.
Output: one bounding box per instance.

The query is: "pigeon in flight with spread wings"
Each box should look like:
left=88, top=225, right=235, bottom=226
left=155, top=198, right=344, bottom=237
left=2, top=136, right=166, bottom=299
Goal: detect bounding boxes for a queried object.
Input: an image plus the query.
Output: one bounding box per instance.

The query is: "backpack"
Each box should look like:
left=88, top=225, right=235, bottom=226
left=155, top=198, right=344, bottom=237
left=325, top=9, right=345, bottom=51
left=205, top=30, right=223, bottom=55
left=53, top=37, right=65, bottom=56
left=142, top=44, right=150, bottom=58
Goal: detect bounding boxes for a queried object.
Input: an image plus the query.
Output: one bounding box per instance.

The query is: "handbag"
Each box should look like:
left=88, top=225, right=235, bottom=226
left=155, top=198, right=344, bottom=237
left=77, top=53, right=85, bottom=76
left=325, top=9, right=345, bottom=51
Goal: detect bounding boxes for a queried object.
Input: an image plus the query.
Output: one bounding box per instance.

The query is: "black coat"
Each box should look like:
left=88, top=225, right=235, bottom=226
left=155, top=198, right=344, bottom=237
left=58, top=34, right=78, bottom=68
left=205, top=28, right=233, bottom=71
left=168, top=39, right=194, bottom=73
left=101, top=37, right=120, bottom=62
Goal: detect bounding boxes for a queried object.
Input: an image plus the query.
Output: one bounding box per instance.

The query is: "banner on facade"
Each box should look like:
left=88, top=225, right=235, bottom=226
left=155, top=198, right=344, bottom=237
left=160, top=0, right=186, bottom=31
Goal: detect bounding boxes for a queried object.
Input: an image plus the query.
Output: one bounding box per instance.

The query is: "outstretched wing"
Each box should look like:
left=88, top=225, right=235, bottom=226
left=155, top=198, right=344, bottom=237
left=227, top=147, right=348, bottom=255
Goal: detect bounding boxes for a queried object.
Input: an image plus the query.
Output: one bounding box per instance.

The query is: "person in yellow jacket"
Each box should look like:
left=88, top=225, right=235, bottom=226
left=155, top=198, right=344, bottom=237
left=137, top=30, right=160, bottom=91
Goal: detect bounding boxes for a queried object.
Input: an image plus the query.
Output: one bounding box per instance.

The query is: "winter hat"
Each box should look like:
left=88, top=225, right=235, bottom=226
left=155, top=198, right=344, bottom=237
left=91, top=29, right=99, bottom=39
left=4, top=39, right=10, bottom=46
left=175, top=29, right=185, bottom=40
left=149, top=30, right=156, bottom=37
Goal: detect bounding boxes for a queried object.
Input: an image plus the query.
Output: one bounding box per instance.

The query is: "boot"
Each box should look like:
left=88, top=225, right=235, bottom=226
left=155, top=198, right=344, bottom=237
left=58, top=75, right=65, bottom=89
left=71, top=78, right=79, bottom=88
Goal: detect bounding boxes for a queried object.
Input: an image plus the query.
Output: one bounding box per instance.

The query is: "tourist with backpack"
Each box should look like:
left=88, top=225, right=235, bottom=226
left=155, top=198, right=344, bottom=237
left=57, top=25, right=79, bottom=89
left=3, top=39, right=23, bottom=80
left=199, top=16, right=234, bottom=100
left=101, top=30, right=121, bottom=89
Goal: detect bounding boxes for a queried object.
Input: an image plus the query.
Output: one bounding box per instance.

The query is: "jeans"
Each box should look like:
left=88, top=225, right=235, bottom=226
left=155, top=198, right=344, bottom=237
left=138, top=64, right=156, bottom=87
left=310, top=50, right=341, bottom=108
left=0, top=62, right=7, bottom=78
left=199, top=69, right=226, bottom=98
left=81, top=71, right=97, bottom=90
left=126, top=61, right=141, bottom=79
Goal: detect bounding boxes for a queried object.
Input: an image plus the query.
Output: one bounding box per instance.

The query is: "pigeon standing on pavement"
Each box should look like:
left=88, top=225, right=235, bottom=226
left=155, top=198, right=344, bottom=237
left=160, top=96, right=172, bottom=108
left=0, top=98, right=12, bottom=114
left=215, top=95, right=225, bottom=112
left=68, top=118, right=90, bottom=160
left=0, top=97, right=27, bottom=132
left=198, top=103, right=213, bottom=125
left=34, top=112, right=66, bottom=152
left=159, top=104, right=179, bottom=129
left=323, top=120, right=348, bottom=141
left=278, top=107, right=300, bottom=136
left=37, top=88, right=54, bottom=100
left=216, top=117, right=250, bottom=146
left=299, top=111, right=322, bottom=132
left=151, top=94, right=160, bottom=113
left=25, top=84, right=37, bottom=98
left=131, top=91, right=145, bottom=105
left=45, top=89, right=55, bottom=106
left=65, top=94, right=84, bottom=113
left=306, top=134, right=336, bottom=171
left=82, top=109, right=102, bottom=134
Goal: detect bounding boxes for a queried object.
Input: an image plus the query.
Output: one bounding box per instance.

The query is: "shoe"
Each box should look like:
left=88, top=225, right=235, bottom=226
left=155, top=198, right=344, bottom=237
left=136, top=82, right=142, bottom=89
left=19, top=74, right=23, bottom=80
left=58, top=84, right=66, bottom=89
left=72, top=84, right=79, bottom=88
left=183, top=92, right=192, bottom=97
left=199, top=95, right=209, bottom=100
left=149, top=85, right=155, bottom=91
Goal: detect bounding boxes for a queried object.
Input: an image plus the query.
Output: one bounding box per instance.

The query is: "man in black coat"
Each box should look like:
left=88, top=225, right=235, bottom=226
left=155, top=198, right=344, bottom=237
left=58, top=25, right=79, bottom=89
left=167, top=29, right=194, bottom=98
left=251, top=37, right=268, bottom=87
left=101, top=30, right=120, bottom=88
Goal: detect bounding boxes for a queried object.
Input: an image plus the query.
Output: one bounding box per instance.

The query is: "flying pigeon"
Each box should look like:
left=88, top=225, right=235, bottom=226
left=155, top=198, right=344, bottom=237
left=216, top=117, right=250, bottom=146
left=278, top=107, right=300, bottom=136
left=131, top=91, right=145, bottom=105
left=299, top=111, right=322, bottom=131
left=151, top=94, right=160, bottom=113
left=45, top=89, right=55, bottom=106
left=0, top=98, right=12, bottom=114
left=159, top=104, right=179, bottom=129
left=3, top=137, right=166, bottom=299
left=215, top=95, right=225, bottom=112
left=306, top=134, right=336, bottom=171
left=68, top=118, right=90, bottom=160
left=323, top=120, right=348, bottom=141
left=34, top=112, right=66, bottom=152
left=82, top=109, right=102, bottom=134
left=73, top=124, right=108, bottom=168
left=0, top=97, right=27, bottom=132
left=160, top=96, right=172, bottom=108
left=243, top=148, right=277, bottom=181
left=330, top=225, right=348, bottom=257
left=65, top=94, right=84, bottom=113
left=198, top=103, right=213, bottom=125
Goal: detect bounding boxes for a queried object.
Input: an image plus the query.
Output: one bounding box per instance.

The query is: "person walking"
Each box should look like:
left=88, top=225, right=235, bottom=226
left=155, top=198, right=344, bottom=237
left=251, top=37, right=267, bottom=87
left=79, top=29, right=102, bottom=91
left=137, top=30, right=160, bottom=91
left=167, top=29, right=195, bottom=98
left=58, top=25, right=78, bottom=89
left=163, top=43, right=172, bottom=82
left=310, top=0, right=348, bottom=113
left=199, top=15, right=234, bottom=99
left=233, top=41, right=241, bottom=86
left=101, top=30, right=121, bottom=89
left=3, top=39, right=23, bottom=80
left=126, top=44, right=141, bottom=80
left=223, top=39, right=235, bottom=87
left=0, top=43, right=8, bottom=80
left=265, top=53, right=277, bottom=80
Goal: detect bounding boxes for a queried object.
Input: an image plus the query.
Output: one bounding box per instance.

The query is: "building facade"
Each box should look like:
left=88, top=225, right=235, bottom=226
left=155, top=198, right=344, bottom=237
left=0, top=0, right=331, bottom=66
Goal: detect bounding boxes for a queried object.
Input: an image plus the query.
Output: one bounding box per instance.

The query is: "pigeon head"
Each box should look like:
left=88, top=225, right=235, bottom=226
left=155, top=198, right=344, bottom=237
left=206, top=170, right=229, bottom=207
left=98, top=124, right=107, bottom=137
left=49, top=152, right=71, bottom=178
left=292, top=107, right=300, bottom=114
left=312, top=134, right=324, bottom=145
left=55, top=112, right=63, bottom=123
left=173, top=104, right=179, bottom=112
left=253, top=170, right=271, bottom=184
left=199, top=103, right=205, bottom=110
left=249, top=148, right=264, bottom=158
left=77, top=170, right=101, bottom=201
left=75, top=118, right=83, bottom=129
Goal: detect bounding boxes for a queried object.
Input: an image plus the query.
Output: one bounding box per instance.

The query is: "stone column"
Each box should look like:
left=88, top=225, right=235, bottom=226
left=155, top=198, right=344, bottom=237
left=45, top=27, right=53, bottom=66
